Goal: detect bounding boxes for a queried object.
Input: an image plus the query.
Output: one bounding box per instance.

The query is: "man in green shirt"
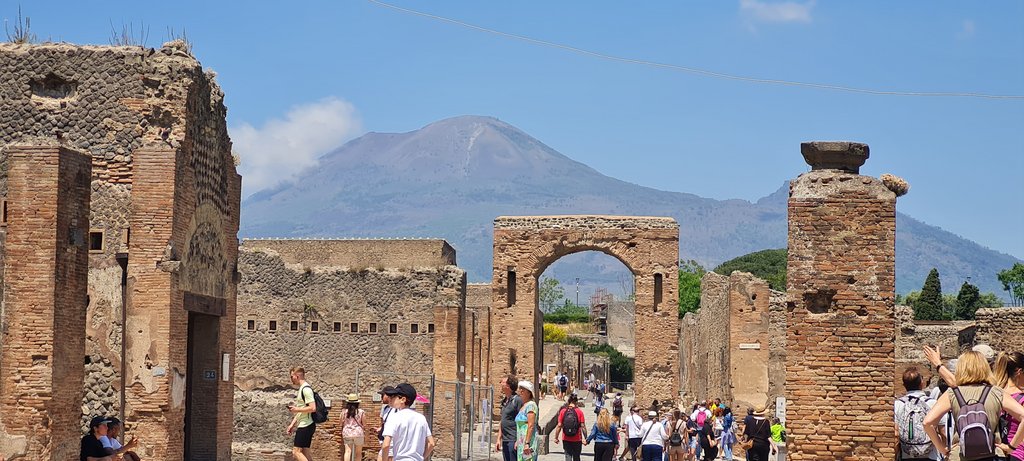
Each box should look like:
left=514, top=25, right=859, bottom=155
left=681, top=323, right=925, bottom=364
left=287, top=366, right=318, bottom=461
left=769, top=417, right=786, bottom=460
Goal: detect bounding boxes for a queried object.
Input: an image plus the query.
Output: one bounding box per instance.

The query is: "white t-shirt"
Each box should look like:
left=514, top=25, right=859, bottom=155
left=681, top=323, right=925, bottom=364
left=624, top=413, right=644, bottom=438
left=690, top=407, right=712, bottom=426
left=894, top=390, right=940, bottom=461
left=383, top=408, right=433, bottom=461
left=100, top=435, right=122, bottom=450
left=639, top=420, right=668, bottom=446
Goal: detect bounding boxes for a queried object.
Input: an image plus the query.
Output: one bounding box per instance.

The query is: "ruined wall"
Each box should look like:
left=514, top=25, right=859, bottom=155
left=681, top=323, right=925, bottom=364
left=233, top=243, right=466, bottom=458
left=976, top=307, right=1024, bottom=354
left=606, top=300, right=635, bottom=358
left=727, top=272, right=772, bottom=411
left=243, top=239, right=456, bottom=269
left=466, top=283, right=491, bottom=387
left=894, top=305, right=974, bottom=394
left=785, top=142, right=897, bottom=460
left=679, top=272, right=782, bottom=410
left=0, top=146, right=91, bottom=460
left=680, top=272, right=730, bottom=403
left=0, top=41, right=240, bottom=460
left=492, top=216, right=679, bottom=403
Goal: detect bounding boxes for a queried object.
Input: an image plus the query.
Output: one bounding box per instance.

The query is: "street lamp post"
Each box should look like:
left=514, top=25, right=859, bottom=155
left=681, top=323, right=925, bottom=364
left=575, top=277, right=580, bottom=307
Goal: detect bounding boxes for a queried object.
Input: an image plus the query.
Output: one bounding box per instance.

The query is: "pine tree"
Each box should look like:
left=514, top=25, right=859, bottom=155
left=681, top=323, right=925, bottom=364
left=955, top=281, right=981, bottom=320
left=913, top=268, right=944, bottom=320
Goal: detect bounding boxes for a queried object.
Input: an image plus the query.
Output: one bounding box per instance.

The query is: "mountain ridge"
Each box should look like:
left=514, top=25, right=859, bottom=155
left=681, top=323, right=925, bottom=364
left=240, top=115, right=1021, bottom=297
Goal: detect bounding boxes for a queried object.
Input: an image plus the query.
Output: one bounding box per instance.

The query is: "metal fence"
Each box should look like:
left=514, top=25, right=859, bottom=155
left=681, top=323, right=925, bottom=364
left=356, top=370, right=493, bottom=460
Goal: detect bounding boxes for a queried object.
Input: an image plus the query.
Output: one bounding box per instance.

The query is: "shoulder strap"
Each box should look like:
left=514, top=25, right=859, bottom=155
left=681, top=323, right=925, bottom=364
left=299, top=384, right=311, bottom=403
left=952, top=387, right=968, bottom=407
left=979, top=384, right=992, bottom=403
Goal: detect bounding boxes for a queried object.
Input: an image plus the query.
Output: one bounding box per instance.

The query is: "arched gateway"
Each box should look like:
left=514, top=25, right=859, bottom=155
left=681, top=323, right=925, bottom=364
left=491, top=216, right=680, bottom=403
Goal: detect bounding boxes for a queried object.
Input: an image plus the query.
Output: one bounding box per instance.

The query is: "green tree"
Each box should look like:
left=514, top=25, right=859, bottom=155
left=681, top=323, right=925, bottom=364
left=998, top=263, right=1024, bottom=306
left=955, top=282, right=981, bottom=320
left=977, top=292, right=1005, bottom=309
left=538, top=276, right=565, bottom=313
left=544, top=299, right=590, bottom=323
left=678, top=260, right=706, bottom=317
left=913, top=268, right=944, bottom=320
left=713, top=249, right=787, bottom=291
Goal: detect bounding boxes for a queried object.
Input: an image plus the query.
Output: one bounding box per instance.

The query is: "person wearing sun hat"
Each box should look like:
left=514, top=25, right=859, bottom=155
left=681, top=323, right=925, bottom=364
left=515, top=380, right=539, bottom=461
left=741, top=406, right=773, bottom=461
left=80, top=416, right=114, bottom=461
left=343, top=393, right=367, bottom=461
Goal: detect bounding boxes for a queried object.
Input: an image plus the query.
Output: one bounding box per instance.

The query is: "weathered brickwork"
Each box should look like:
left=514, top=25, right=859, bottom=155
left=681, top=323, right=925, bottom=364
left=492, top=215, right=679, bottom=403
left=0, top=146, right=91, bottom=460
left=893, top=305, right=974, bottom=394
left=466, top=283, right=492, bottom=387
left=679, top=272, right=784, bottom=412
left=785, top=142, right=898, bottom=460
left=975, top=307, right=1024, bottom=353
left=244, top=238, right=456, bottom=269
left=233, top=240, right=466, bottom=459
left=0, top=42, right=241, bottom=460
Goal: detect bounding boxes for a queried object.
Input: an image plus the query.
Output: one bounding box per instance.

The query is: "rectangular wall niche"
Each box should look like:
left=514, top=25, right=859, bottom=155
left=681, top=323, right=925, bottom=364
left=89, top=229, right=104, bottom=252
left=654, top=273, right=664, bottom=310
left=507, top=269, right=516, bottom=307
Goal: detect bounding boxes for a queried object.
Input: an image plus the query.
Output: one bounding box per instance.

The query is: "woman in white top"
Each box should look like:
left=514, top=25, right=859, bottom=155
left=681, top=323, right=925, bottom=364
left=638, top=410, right=669, bottom=461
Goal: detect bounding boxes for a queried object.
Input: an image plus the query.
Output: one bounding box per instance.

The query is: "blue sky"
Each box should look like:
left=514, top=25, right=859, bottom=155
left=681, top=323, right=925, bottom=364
left=23, top=1, right=1024, bottom=259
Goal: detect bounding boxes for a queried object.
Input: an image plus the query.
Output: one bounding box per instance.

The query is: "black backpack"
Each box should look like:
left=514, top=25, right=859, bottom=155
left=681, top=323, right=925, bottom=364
left=301, top=384, right=329, bottom=424
left=562, top=407, right=581, bottom=437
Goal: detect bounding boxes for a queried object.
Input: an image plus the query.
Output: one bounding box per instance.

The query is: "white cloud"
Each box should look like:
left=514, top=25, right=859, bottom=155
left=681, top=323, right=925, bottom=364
left=231, top=97, right=363, bottom=196
left=740, top=0, right=815, bottom=23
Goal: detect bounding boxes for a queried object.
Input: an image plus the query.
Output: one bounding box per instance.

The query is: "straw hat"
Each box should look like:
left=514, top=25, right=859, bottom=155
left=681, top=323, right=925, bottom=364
left=346, top=393, right=361, bottom=403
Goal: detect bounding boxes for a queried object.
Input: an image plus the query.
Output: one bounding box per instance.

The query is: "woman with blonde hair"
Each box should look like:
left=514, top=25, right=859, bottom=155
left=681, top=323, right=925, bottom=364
left=924, top=351, right=1024, bottom=461
left=587, top=407, right=619, bottom=461
left=994, top=352, right=1024, bottom=460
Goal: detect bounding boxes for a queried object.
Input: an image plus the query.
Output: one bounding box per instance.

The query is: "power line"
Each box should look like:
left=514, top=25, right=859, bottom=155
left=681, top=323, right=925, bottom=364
left=366, top=0, right=1024, bottom=100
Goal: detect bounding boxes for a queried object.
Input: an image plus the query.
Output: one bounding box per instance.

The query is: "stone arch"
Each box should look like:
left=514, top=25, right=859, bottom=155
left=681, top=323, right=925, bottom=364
left=491, top=215, right=679, bottom=403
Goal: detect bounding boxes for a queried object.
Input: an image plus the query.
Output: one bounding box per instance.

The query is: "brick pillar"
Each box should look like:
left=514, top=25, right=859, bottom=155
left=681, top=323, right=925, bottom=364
left=785, top=142, right=897, bottom=460
left=127, top=147, right=186, bottom=460
left=431, top=269, right=466, bottom=459
left=0, top=146, right=91, bottom=460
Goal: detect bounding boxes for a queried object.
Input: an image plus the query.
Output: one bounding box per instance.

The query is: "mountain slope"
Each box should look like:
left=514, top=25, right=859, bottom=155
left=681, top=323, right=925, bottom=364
left=241, top=115, right=1020, bottom=297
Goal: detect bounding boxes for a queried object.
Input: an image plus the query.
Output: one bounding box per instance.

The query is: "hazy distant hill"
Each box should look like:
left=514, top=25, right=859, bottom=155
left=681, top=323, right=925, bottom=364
left=241, top=115, right=1020, bottom=297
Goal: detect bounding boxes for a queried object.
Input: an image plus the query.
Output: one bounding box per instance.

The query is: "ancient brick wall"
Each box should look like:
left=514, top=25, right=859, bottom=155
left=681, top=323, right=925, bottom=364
left=466, top=283, right=491, bottom=388
left=976, top=307, right=1024, bottom=354
left=680, top=272, right=730, bottom=403
left=243, top=239, right=456, bottom=269
left=893, top=305, right=974, bottom=394
left=233, top=242, right=465, bottom=458
left=679, top=272, right=782, bottom=411
left=492, top=216, right=679, bottom=404
left=0, top=146, right=91, bottom=460
left=0, top=41, right=240, bottom=460
left=785, top=142, right=897, bottom=460
left=606, top=300, right=635, bottom=358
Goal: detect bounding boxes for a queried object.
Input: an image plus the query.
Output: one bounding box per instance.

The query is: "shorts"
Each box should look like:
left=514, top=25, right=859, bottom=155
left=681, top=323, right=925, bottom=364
left=344, top=436, right=364, bottom=447
left=294, top=424, right=315, bottom=448
left=559, top=386, right=568, bottom=393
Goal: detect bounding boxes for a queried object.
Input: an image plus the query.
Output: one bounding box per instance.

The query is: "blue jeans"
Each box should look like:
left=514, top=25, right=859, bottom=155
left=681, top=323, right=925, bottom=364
left=722, top=442, right=733, bottom=460
left=502, top=441, right=516, bottom=461
left=641, top=445, right=663, bottom=461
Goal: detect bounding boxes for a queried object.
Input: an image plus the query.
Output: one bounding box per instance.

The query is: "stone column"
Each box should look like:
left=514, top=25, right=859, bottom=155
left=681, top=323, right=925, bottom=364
left=0, top=146, right=91, bottom=460
left=785, top=142, right=897, bottom=460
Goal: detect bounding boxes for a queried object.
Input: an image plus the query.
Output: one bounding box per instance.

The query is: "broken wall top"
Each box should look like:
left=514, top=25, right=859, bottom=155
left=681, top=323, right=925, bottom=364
left=0, top=41, right=235, bottom=184
left=241, top=238, right=458, bottom=269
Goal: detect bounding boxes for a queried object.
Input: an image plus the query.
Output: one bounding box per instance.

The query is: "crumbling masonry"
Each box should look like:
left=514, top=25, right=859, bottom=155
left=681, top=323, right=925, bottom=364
left=785, top=142, right=898, bottom=460
left=0, top=42, right=240, bottom=460
left=491, top=215, right=679, bottom=403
